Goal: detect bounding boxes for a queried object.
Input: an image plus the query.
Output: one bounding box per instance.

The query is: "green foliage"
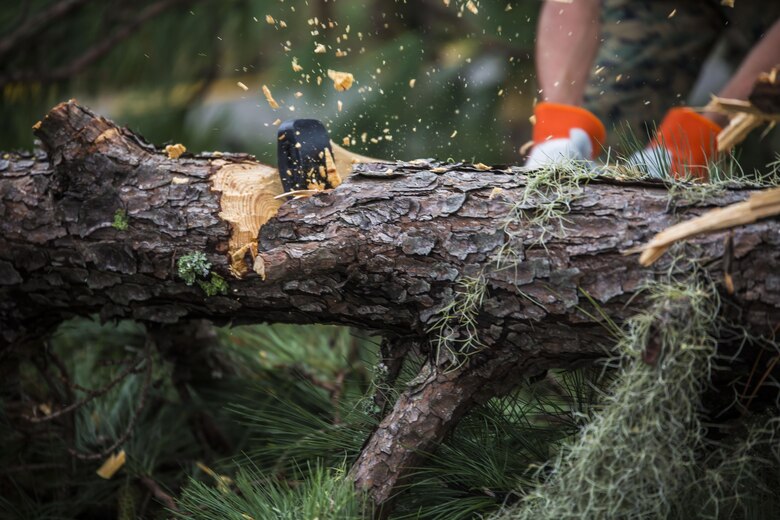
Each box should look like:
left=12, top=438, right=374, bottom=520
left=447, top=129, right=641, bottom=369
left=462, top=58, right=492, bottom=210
left=177, top=251, right=211, bottom=286
left=512, top=162, right=600, bottom=245
left=112, top=209, right=129, bottom=231
left=198, top=272, right=229, bottom=297
left=391, top=369, right=608, bottom=519
left=497, top=272, right=757, bottom=519
left=177, top=462, right=366, bottom=520
left=177, top=252, right=228, bottom=296
left=428, top=274, right=488, bottom=365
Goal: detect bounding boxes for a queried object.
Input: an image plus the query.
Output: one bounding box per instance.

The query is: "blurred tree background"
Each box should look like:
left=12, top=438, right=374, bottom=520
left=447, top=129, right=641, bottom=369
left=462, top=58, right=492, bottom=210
left=2, top=1, right=780, bottom=519
left=0, top=0, right=540, bottom=162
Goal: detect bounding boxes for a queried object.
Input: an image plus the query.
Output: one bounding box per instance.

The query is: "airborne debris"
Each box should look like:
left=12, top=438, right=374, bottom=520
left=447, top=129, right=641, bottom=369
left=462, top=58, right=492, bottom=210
left=314, top=43, right=326, bottom=54
left=262, top=85, right=280, bottom=109
left=291, top=57, right=303, bottom=72
left=265, top=14, right=274, bottom=24
left=96, top=450, right=126, bottom=479
left=465, top=1, right=478, bottom=14
left=327, top=69, right=354, bottom=91
left=237, top=81, right=249, bottom=91
left=165, top=143, right=186, bottom=159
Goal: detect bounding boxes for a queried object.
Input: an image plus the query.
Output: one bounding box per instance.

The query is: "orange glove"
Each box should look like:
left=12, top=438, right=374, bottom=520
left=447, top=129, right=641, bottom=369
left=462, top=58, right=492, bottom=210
left=526, top=102, right=606, bottom=168
left=630, top=108, right=722, bottom=180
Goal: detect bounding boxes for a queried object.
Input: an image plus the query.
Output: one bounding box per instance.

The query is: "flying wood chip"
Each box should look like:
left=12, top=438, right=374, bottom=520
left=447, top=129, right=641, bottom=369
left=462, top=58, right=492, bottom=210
left=327, top=69, right=354, bottom=91
left=164, top=143, right=186, bottom=159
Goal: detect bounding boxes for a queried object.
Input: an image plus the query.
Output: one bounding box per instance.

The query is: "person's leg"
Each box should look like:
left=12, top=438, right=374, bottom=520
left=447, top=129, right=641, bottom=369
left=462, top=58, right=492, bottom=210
left=584, top=0, right=723, bottom=149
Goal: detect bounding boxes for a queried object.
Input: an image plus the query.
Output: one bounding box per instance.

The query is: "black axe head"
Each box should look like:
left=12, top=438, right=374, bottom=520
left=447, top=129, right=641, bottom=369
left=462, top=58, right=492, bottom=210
left=277, top=119, right=334, bottom=193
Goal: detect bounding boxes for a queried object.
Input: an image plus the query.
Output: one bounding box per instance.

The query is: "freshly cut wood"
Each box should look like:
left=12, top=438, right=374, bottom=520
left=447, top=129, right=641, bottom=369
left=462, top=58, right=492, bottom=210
left=211, top=161, right=282, bottom=277
left=707, top=67, right=780, bottom=152
left=636, top=187, right=780, bottom=266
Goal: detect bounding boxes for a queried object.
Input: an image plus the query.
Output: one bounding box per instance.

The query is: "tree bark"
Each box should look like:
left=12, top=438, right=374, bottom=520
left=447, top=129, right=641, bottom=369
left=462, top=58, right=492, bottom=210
left=2, top=101, right=779, bottom=506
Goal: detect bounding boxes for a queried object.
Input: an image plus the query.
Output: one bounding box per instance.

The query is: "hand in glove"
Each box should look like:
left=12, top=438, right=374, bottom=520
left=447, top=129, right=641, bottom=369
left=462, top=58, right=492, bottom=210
left=628, top=107, right=721, bottom=180
left=525, top=102, right=606, bottom=169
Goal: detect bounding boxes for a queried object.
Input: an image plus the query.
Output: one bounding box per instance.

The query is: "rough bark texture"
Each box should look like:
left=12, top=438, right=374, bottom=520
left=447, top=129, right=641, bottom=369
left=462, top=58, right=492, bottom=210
left=2, top=101, right=779, bottom=505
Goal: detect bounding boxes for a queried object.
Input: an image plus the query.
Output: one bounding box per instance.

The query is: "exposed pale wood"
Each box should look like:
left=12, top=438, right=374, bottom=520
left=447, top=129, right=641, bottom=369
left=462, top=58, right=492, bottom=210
left=211, top=161, right=282, bottom=277
left=330, top=141, right=381, bottom=180
left=211, top=144, right=379, bottom=277
left=705, top=69, right=780, bottom=152
left=716, top=112, right=764, bottom=152
left=636, top=187, right=780, bottom=266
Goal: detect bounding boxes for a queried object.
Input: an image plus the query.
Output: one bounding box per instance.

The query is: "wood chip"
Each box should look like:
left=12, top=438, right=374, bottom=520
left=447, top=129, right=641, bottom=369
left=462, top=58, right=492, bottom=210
left=327, top=69, right=354, bottom=91
left=262, top=85, right=280, bottom=109
left=474, top=163, right=491, bottom=171
left=409, top=78, right=416, bottom=88
left=466, top=0, right=478, bottom=14
left=265, top=14, right=274, bottom=24
left=253, top=255, right=266, bottom=280
left=237, top=81, right=249, bottom=91
left=165, top=143, right=186, bottom=159
left=314, top=43, right=326, bottom=54
left=291, top=57, right=303, bottom=72
left=705, top=93, right=780, bottom=152
left=96, top=450, right=126, bottom=479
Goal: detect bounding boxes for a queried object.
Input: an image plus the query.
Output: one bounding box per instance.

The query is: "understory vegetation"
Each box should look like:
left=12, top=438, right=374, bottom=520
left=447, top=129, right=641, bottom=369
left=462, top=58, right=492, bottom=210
left=4, top=263, right=780, bottom=519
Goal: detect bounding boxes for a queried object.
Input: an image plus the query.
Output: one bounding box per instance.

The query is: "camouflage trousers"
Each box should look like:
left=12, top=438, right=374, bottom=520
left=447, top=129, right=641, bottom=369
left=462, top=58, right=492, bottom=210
left=583, top=0, right=780, bottom=147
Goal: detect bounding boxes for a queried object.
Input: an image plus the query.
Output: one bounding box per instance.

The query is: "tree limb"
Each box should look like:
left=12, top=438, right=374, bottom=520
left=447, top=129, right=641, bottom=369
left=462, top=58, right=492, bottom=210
left=2, top=101, right=779, bottom=506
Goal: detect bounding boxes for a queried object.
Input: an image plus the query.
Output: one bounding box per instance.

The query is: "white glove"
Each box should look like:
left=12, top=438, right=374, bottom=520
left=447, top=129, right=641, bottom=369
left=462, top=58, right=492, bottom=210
left=525, top=128, right=594, bottom=170
left=626, top=146, right=674, bottom=179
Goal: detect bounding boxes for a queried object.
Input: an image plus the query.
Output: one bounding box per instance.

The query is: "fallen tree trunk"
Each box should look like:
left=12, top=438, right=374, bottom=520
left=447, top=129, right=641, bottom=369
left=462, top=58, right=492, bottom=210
left=1, top=101, right=779, bottom=506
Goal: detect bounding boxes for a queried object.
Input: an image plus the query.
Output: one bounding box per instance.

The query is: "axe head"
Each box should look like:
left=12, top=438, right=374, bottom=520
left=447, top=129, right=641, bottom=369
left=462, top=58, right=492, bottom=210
left=277, top=119, right=334, bottom=193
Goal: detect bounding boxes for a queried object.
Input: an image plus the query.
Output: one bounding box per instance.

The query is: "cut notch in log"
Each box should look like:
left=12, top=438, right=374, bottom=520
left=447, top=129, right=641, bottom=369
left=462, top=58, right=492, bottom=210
left=210, top=161, right=283, bottom=278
